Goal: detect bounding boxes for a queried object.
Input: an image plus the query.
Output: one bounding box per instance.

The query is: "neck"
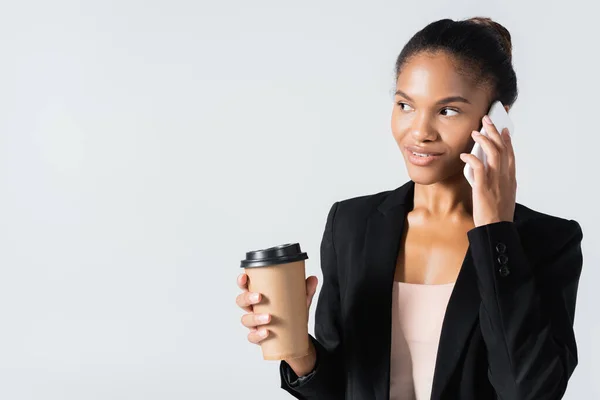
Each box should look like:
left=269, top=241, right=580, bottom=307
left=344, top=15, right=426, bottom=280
left=412, top=174, right=473, bottom=219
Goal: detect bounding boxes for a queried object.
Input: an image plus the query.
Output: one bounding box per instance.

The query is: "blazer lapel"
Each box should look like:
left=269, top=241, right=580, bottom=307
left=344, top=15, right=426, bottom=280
left=360, top=181, right=414, bottom=399
left=429, top=246, right=480, bottom=399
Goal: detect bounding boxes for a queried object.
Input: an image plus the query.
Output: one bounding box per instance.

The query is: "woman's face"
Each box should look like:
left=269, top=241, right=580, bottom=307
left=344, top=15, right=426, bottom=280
left=391, top=51, right=494, bottom=185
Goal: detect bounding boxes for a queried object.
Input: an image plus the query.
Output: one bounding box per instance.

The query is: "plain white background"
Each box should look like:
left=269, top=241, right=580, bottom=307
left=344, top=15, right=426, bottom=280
left=0, top=0, right=598, bottom=399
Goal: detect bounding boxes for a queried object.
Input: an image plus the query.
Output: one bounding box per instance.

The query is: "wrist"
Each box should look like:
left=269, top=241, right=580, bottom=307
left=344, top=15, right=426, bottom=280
left=284, top=339, right=317, bottom=377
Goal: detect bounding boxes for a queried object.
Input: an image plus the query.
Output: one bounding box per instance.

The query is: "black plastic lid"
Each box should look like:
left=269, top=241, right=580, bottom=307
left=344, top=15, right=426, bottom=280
left=240, top=243, right=308, bottom=268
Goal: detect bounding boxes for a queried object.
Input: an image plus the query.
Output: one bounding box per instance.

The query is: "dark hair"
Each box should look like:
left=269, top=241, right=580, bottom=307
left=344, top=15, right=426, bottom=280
left=394, top=17, right=518, bottom=107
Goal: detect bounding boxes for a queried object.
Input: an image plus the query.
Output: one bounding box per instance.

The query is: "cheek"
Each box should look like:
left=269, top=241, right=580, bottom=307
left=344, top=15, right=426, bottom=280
left=454, top=136, right=477, bottom=158
left=441, top=120, right=479, bottom=149
left=441, top=133, right=471, bottom=153
left=390, top=112, right=407, bottom=140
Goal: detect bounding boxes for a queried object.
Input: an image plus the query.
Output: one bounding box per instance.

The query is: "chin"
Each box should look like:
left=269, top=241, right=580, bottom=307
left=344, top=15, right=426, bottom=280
left=405, top=164, right=464, bottom=186
left=407, top=171, right=441, bottom=185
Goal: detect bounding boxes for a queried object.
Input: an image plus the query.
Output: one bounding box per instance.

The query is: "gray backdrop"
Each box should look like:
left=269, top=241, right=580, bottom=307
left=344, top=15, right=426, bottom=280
left=0, top=0, right=598, bottom=399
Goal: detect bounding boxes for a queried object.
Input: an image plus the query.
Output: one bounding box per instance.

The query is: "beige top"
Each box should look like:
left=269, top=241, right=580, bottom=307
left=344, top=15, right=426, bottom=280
left=389, top=281, right=455, bottom=400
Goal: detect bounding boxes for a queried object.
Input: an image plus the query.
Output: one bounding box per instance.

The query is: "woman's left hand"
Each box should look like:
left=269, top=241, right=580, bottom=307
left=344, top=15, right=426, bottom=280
left=460, top=115, right=517, bottom=228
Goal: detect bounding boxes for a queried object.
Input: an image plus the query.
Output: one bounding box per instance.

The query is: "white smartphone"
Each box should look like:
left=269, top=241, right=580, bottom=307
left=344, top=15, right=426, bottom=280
left=463, top=100, right=514, bottom=186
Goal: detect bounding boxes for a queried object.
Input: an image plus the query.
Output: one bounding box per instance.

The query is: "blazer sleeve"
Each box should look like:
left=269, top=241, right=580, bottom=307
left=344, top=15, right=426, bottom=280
left=467, top=219, right=584, bottom=400
left=279, top=201, right=345, bottom=399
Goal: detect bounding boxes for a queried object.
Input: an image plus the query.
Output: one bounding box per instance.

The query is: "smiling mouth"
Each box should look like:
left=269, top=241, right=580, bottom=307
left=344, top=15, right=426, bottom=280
left=405, top=146, right=444, bottom=157
left=412, top=151, right=434, bottom=157
left=405, top=148, right=444, bottom=157
left=404, top=147, right=444, bottom=166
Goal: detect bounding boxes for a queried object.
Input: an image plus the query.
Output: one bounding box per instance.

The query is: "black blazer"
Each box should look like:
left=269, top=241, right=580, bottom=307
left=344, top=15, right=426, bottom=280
left=279, top=180, right=584, bottom=400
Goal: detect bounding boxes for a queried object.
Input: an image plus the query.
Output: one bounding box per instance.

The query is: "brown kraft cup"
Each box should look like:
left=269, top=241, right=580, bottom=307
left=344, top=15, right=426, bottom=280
left=240, top=243, right=310, bottom=360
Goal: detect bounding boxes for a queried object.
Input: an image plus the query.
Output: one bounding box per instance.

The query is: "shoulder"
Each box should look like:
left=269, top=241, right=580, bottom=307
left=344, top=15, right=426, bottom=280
left=323, top=188, right=393, bottom=237
left=332, top=188, right=391, bottom=218
left=514, top=203, right=583, bottom=248
left=336, top=189, right=392, bottom=215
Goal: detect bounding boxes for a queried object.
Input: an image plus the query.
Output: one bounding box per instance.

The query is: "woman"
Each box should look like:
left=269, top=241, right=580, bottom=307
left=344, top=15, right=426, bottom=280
left=235, top=17, right=584, bottom=399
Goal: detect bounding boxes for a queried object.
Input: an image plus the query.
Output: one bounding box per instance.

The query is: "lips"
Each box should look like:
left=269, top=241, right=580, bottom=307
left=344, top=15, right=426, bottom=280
left=405, top=145, right=444, bottom=156
left=406, top=149, right=443, bottom=166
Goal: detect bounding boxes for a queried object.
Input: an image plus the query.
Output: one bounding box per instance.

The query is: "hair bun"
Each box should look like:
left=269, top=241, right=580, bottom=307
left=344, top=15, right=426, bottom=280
left=466, top=17, right=512, bottom=60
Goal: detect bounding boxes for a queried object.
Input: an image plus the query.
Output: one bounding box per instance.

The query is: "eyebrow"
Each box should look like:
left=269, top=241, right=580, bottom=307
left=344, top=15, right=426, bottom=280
left=394, top=90, right=471, bottom=105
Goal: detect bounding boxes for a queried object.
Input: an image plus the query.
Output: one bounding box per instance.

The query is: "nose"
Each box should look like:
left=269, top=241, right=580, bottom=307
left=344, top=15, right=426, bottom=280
left=410, top=112, right=437, bottom=143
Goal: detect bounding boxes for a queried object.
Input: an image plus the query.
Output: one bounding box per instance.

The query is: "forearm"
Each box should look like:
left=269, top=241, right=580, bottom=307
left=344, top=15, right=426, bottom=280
left=468, top=221, right=582, bottom=399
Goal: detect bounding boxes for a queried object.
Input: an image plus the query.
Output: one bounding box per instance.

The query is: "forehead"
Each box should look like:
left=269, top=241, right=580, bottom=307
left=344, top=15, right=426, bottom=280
left=396, top=51, right=487, bottom=99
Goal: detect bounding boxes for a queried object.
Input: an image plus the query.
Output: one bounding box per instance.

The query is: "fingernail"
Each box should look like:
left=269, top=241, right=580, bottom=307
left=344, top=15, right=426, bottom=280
left=258, top=314, right=269, bottom=323
left=250, top=293, right=260, bottom=302
left=258, top=329, right=268, bottom=337
left=472, top=131, right=480, bottom=136
left=483, top=115, right=492, bottom=124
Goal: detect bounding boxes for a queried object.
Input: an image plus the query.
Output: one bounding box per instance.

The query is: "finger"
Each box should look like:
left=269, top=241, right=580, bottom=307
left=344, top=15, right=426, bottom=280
left=237, top=273, right=248, bottom=290
left=483, top=116, right=511, bottom=176
left=460, top=153, right=487, bottom=188
left=502, top=128, right=516, bottom=178
left=471, top=130, right=501, bottom=171
left=482, top=115, right=506, bottom=151
left=241, top=312, right=271, bottom=328
left=236, top=291, right=261, bottom=312
left=235, top=274, right=253, bottom=313
left=248, top=328, right=270, bottom=344
left=306, top=276, right=319, bottom=309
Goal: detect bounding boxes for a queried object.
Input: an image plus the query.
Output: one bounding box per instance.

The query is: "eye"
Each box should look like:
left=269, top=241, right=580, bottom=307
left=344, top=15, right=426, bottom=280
left=441, top=107, right=459, bottom=117
left=396, top=102, right=414, bottom=112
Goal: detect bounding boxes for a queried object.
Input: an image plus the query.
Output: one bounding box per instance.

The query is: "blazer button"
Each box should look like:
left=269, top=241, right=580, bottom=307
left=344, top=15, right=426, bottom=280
left=499, top=266, right=510, bottom=277
left=497, top=254, right=509, bottom=265
left=496, top=242, right=507, bottom=253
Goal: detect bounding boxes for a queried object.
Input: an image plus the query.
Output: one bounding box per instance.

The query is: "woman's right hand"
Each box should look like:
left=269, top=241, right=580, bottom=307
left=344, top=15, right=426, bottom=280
left=235, top=272, right=319, bottom=344
left=236, top=272, right=320, bottom=377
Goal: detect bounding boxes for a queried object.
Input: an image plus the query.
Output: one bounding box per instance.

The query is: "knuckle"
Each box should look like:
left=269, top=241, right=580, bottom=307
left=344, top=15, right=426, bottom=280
left=243, top=292, right=253, bottom=305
